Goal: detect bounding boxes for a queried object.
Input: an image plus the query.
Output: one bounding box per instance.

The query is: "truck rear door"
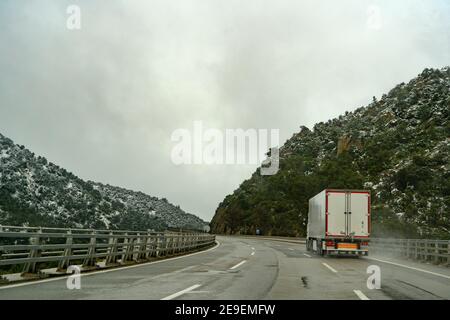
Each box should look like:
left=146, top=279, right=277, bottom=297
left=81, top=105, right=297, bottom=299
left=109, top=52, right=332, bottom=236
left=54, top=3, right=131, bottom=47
left=349, top=192, right=370, bottom=237
left=326, top=191, right=346, bottom=236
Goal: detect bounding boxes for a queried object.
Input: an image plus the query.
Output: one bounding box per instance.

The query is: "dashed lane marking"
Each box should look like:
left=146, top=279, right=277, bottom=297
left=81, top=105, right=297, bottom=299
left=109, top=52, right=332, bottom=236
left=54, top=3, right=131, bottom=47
left=353, top=290, right=370, bottom=300
left=322, top=263, right=338, bottom=273
left=161, top=284, right=202, bottom=300
left=230, top=260, right=247, bottom=270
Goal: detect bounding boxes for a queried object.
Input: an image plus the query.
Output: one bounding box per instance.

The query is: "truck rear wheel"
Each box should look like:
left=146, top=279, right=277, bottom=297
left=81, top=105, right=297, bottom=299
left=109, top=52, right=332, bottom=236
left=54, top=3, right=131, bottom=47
left=317, top=240, right=324, bottom=256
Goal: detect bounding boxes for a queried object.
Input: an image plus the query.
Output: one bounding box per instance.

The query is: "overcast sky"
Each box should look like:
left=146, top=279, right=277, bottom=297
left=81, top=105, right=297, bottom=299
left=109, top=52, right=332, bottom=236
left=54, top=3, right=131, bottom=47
left=0, top=0, right=449, bottom=221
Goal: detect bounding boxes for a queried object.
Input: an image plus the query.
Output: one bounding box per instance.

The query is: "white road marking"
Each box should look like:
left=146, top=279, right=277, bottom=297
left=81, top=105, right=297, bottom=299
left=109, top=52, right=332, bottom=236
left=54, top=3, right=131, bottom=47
left=251, top=252, right=255, bottom=256
left=0, top=241, right=221, bottom=290
left=288, top=248, right=294, bottom=251
left=322, top=263, right=338, bottom=273
left=367, top=257, right=450, bottom=280
left=353, top=289, right=370, bottom=300
left=230, top=260, right=247, bottom=270
left=161, top=284, right=202, bottom=300
left=251, top=247, right=255, bottom=250
left=303, top=253, right=312, bottom=258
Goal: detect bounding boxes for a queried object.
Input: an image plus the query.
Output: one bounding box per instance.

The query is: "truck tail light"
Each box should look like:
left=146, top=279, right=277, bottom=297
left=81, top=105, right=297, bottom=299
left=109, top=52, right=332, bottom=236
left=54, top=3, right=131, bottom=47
left=325, top=240, right=335, bottom=247
left=361, top=241, right=369, bottom=246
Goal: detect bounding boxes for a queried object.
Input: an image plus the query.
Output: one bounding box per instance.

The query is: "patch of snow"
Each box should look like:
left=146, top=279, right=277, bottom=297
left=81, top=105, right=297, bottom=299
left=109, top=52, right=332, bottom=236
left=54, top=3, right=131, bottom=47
left=0, top=149, right=10, bottom=159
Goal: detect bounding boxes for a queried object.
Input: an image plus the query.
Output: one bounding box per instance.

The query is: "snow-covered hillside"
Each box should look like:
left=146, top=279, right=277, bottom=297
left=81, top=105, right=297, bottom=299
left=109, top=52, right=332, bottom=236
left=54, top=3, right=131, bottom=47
left=0, top=135, right=208, bottom=231
left=212, top=67, right=450, bottom=238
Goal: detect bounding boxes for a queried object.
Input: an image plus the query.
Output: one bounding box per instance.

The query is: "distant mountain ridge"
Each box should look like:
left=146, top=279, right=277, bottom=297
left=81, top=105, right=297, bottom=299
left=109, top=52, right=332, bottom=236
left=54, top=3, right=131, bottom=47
left=0, top=134, right=207, bottom=231
left=211, top=67, right=450, bottom=239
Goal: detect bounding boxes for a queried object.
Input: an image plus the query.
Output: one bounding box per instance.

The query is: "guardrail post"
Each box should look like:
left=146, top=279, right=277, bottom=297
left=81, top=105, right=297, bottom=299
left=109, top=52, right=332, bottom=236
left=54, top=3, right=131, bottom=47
left=58, top=230, right=73, bottom=271
left=134, top=233, right=145, bottom=261
left=180, top=234, right=189, bottom=252
left=182, top=234, right=185, bottom=251
left=401, top=239, right=406, bottom=257
left=429, top=241, right=433, bottom=262
left=83, top=230, right=97, bottom=267
left=173, top=234, right=178, bottom=254
left=106, top=231, right=118, bottom=265
left=22, top=228, right=42, bottom=274
left=122, top=233, right=135, bottom=262
left=121, top=233, right=130, bottom=262
left=174, top=234, right=179, bottom=254
left=148, top=234, right=154, bottom=257
left=427, top=241, right=431, bottom=262
left=418, top=240, right=423, bottom=261
left=177, top=234, right=182, bottom=252
left=160, top=234, right=165, bottom=256
left=155, top=233, right=162, bottom=257
left=120, top=233, right=128, bottom=262
left=447, top=241, right=450, bottom=267
left=419, top=242, right=427, bottom=261
left=133, top=233, right=139, bottom=261
left=151, top=234, right=158, bottom=257
left=136, top=232, right=146, bottom=261
left=129, top=234, right=136, bottom=261
left=162, top=234, right=168, bottom=256
left=434, top=241, right=439, bottom=264
left=178, top=234, right=185, bottom=252
left=186, top=234, right=191, bottom=251
left=414, top=239, right=418, bottom=260
left=143, top=232, right=150, bottom=259
left=167, top=234, right=171, bottom=255
left=425, top=241, right=428, bottom=262
left=144, top=231, right=152, bottom=259
left=406, top=239, right=411, bottom=259
left=170, top=234, right=175, bottom=254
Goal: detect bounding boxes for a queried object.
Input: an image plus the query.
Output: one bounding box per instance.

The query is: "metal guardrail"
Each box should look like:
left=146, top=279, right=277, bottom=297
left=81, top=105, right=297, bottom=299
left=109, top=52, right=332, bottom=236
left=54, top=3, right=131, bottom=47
left=370, top=238, right=450, bottom=266
left=245, top=235, right=450, bottom=266
left=0, top=225, right=216, bottom=274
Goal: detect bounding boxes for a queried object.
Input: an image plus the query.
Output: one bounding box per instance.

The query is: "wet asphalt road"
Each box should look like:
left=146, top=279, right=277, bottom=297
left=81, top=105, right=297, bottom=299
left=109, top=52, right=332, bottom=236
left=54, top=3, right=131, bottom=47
left=0, top=236, right=449, bottom=300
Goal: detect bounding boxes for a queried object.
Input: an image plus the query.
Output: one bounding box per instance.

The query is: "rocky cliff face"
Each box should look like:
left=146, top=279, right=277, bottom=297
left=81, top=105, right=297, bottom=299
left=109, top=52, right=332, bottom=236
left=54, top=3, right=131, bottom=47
left=0, top=133, right=208, bottom=231
left=211, top=67, right=450, bottom=239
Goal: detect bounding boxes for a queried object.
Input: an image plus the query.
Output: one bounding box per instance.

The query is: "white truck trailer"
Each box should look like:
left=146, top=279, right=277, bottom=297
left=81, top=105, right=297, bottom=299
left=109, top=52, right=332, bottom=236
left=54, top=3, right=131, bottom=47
left=306, top=189, right=370, bottom=256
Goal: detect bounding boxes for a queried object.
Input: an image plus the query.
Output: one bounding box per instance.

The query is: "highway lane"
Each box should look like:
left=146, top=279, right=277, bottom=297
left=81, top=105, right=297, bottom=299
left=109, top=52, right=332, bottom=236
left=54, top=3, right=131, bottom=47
left=264, top=240, right=450, bottom=300
left=0, top=236, right=449, bottom=300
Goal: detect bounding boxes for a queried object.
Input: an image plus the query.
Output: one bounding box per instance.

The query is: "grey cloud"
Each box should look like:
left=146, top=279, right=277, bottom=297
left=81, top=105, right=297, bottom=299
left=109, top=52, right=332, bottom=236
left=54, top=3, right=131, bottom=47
left=0, top=0, right=449, bottom=221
